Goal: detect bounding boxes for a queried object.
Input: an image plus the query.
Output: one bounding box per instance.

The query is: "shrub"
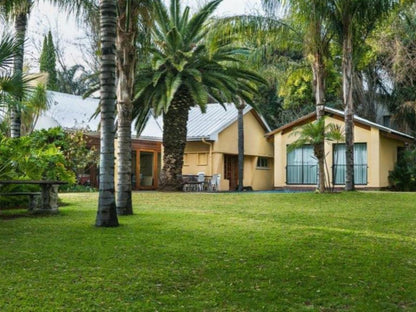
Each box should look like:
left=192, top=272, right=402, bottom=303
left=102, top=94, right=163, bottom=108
left=389, top=147, right=416, bottom=191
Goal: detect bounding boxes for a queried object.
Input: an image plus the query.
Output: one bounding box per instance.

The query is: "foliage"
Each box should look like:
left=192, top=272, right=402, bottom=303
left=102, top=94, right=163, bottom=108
left=388, top=147, right=416, bottom=191
left=288, top=117, right=344, bottom=152
left=0, top=134, right=74, bottom=182
left=56, top=64, right=98, bottom=96
left=39, top=31, right=58, bottom=91
left=134, top=0, right=266, bottom=118
left=0, top=128, right=98, bottom=184
left=1, top=191, right=416, bottom=310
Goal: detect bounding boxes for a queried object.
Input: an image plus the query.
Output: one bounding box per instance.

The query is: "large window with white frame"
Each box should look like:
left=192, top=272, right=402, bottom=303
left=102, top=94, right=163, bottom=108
left=333, top=143, right=368, bottom=185
left=286, top=145, right=317, bottom=184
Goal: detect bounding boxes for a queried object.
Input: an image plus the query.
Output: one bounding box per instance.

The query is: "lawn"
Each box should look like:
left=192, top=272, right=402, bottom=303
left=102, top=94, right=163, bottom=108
left=1, top=192, right=416, bottom=311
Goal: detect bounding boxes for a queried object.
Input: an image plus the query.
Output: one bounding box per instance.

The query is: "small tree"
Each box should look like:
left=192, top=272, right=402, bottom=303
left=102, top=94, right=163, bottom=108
left=39, top=31, right=58, bottom=91
left=288, top=117, right=344, bottom=192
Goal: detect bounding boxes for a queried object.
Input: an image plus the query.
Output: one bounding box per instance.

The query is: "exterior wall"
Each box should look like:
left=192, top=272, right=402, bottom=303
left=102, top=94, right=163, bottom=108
left=273, top=115, right=404, bottom=189
left=182, top=142, right=211, bottom=175
left=379, top=136, right=404, bottom=187
left=182, top=111, right=274, bottom=191
left=213, top=111, right=274, bottom=158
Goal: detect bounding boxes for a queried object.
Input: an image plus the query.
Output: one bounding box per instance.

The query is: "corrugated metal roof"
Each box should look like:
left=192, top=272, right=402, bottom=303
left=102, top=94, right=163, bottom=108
left=34, top=92, right=270, bottom=142
left=35, top=91, right=100, bottom=131
left=266, top=106, right=414, bottom=141
left=150, top=103, right=253, bottom=141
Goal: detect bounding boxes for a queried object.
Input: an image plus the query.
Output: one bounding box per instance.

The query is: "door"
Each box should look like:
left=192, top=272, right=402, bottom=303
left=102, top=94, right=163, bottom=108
left=224, top=154, right=239, bottom=191
left=136, top=150, right=160, bottom=189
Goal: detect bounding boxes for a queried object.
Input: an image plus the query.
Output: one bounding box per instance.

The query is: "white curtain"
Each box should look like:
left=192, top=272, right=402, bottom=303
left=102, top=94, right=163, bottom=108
left=333, top=143, right=367, bottom=185
left=354, top=144, right=367, bottom=184
left=287, top=147, right=303, bottom=183
left=287, top=145, right=317, bottom=184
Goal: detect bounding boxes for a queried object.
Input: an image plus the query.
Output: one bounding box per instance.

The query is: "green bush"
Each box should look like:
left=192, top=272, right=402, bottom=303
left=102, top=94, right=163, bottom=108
left=0, top=128, right=98, bottom=207
left=389, top=147, right=416, bottom=191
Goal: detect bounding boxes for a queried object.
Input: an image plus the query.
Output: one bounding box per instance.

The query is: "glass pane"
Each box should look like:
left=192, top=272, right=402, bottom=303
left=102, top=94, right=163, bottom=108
left=131, top=151, right=137, bottom=189
left=354, top=144, right=367, bottom=184
left=140, top=152, right=154, bottom=187
left=287, top=148, right=302, bottom=183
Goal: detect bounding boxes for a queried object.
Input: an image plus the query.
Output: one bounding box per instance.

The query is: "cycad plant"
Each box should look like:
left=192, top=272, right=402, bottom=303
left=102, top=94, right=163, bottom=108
left=288, top=117, right=344, bottom=192
left=134, top=0, right=266, bottom=191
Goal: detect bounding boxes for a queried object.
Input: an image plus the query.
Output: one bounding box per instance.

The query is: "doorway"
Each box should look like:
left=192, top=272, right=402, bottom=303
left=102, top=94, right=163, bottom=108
left=135, top=150, right=161, bottom=189
left=224, top=154, right=239, bottom=191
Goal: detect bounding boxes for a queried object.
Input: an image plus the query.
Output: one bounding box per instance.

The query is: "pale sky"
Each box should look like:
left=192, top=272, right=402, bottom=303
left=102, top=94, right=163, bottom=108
left=23, top=0, right=264, bottom=72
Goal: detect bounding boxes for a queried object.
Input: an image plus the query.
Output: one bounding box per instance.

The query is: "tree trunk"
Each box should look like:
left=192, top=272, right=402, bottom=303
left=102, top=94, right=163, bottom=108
left=312, top=51, right=326, bottom=193
left=96, top=0, right=119, bottom=227
left=115, top=0, right=137, bottom=215
left=11, top=8, right=29, bottom=138
left=237, top=103, right=245, bottom=192
left=159, top=87, right=191, bottom=191
left=343, top=23, right=355, bottom=191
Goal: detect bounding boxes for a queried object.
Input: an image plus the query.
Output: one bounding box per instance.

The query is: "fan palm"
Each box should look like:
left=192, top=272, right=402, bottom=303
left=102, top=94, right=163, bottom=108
left=134, top=0, right=266, bottom=191
left=288, top=117, right=344, bottom=191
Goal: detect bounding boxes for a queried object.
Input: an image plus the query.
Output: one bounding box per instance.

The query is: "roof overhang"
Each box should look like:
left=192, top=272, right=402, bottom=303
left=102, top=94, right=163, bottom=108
left=266, top=107, right=414, bottom=143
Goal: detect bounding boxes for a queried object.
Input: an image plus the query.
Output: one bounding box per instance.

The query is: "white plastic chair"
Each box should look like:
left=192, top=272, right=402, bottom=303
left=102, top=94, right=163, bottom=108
left=209, top=174, right=220, bottom=192
left=197, top=172, right=205, bottom=191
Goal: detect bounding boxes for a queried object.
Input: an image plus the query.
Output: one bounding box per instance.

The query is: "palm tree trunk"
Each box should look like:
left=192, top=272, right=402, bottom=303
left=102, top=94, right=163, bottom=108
left=159, top=87, right=191, bottom=191
left=96, top=0, right=119, bottom=227
left=115, top=0, right=137, bottom=215
left=237, top=103, right=245, bottom=192
left=312, top=52, right=326, bottom=193
left=11, top=8, right=29, bottom=138
left=343, top=23, right=355, bottom=191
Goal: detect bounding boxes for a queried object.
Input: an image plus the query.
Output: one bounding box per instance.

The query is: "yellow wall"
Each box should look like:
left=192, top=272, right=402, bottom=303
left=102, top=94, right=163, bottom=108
left=213, top=111, right=274, bottom=157
left=182, top=142, right=211, bottom=175
left=273, top=116, right=405, bottom=189
left=182, top=111, right=274, bottom=191
left=379, top=136, right=404, bottom=187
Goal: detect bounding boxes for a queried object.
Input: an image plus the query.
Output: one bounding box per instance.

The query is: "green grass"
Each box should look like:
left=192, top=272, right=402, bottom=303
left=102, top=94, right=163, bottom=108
left=1, top=192, right=416, bottom=311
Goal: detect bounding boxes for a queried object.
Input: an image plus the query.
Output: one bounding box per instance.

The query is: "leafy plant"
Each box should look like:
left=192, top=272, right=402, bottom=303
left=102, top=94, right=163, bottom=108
left=389, top=147, right=416, bottom=191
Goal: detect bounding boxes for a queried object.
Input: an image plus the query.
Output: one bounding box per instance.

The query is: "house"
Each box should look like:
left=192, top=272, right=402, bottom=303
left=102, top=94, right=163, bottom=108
left=138, top=103, right=274, bottom=191
left=35, top=92, right=274, bottom=191
left=266, top=107, right=414, bottom=190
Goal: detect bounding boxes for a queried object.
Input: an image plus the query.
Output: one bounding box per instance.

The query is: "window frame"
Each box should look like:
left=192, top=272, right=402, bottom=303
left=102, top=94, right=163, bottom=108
left=332, top=143, right=368, bottom=185
left=286, top=145, right=318, bottom=185
left=256, top=157, right=270, bottom=169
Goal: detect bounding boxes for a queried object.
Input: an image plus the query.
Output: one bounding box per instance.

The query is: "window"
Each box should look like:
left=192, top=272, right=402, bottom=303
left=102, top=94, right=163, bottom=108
left=383, top=115, right=391, bottom=127
left=257, top=157, right=269, bottom=169
left=286, top=145, right=317, bottom=184
left=198, top=153, right=208, bottom=166
left=333, top=143, right=367, bottom=185
left=183, top=153, right=189, bottom=166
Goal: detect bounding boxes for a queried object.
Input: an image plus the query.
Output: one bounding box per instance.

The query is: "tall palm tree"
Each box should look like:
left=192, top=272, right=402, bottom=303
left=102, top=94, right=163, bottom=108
left=261, top=0, right=332, bottom=192
left=115, top=0, right=152, bottom=215
left=95, top=0, right=119, bottom=227
left=325, top=0, right=400, bottom=191
left=1, top=0, right=96, bottom=137
left=134, top=0, right=266, bottom=191
left=2, top=0, right=32, bottom=138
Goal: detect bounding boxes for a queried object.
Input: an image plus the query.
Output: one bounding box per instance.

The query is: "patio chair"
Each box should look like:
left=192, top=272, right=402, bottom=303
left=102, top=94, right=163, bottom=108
left=209, top=174, right=220, bottom=192
left=197, top=172, right=205, bottom=191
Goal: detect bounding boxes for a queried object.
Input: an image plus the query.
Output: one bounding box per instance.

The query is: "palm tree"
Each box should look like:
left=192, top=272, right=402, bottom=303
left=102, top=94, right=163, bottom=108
left=1, top=0, right=96, bottom=137
left=325, top=0, right=400, bottom=191
left=0, top=33, right=35, bottom=128
left=134, top=0, right=266, bottom=191
left=115, top=0, right=152, bottom=215
left=260, top=0, right=332, bottom=192
left=95, top=0, right=119, bottom=227
left=2, top=0, right=31, bottom=138
left=288, top=117, right=344, bottom=191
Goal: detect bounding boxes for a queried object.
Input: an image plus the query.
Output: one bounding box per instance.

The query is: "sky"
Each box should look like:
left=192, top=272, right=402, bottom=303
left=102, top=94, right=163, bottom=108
left=23, top=0, right=264, bottom=72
